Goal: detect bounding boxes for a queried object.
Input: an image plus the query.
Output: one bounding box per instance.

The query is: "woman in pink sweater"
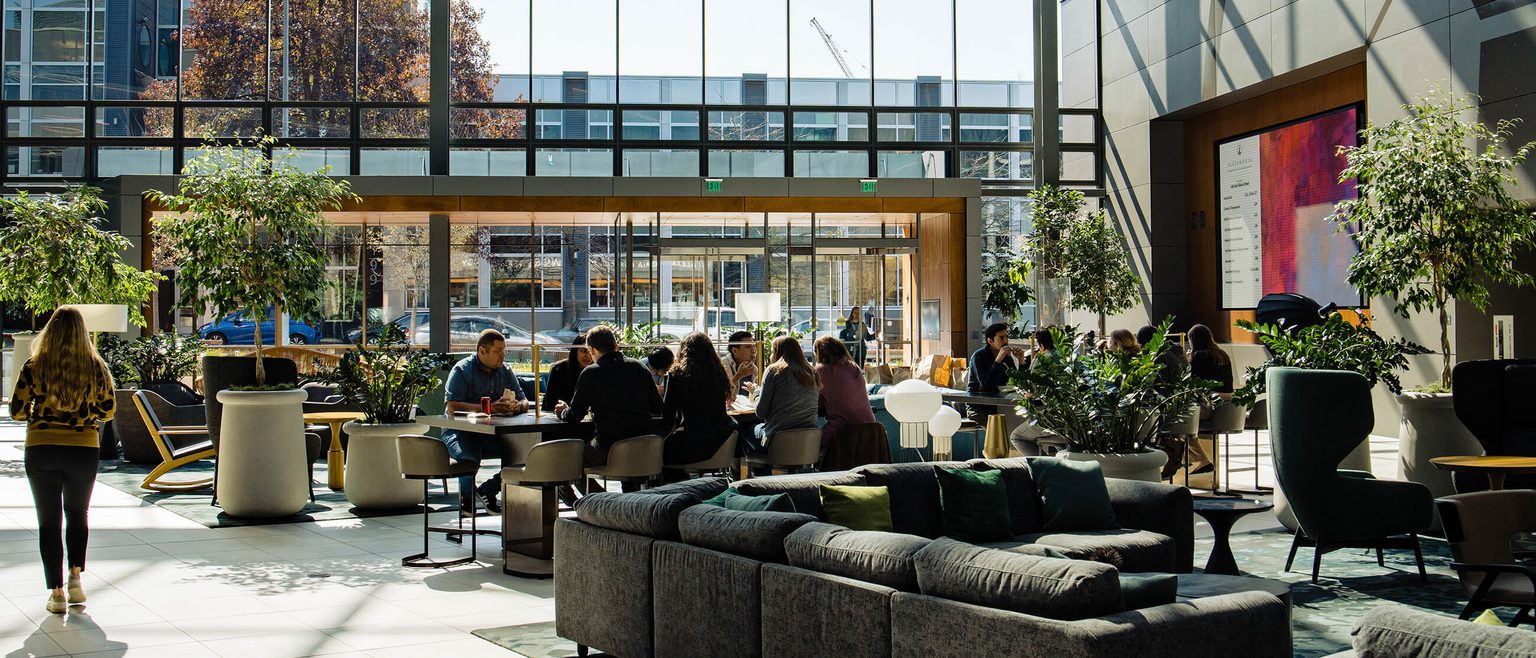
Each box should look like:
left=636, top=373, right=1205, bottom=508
left=813, top=336, right=875, bottom=447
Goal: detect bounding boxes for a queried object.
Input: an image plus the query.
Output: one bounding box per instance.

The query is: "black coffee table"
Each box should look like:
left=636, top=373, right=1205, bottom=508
left=1193, top=497, right=1274, bottom=575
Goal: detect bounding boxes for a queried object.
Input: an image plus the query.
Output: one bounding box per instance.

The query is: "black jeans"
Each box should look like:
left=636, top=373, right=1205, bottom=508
left=25, top=445, right=98, bottom=590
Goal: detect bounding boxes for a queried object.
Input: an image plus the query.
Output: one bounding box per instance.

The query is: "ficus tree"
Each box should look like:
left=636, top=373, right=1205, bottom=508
left=1331, top=90, right=1536, bottom=390
left=1024, top=185, right=1141, bottom=335
left=0, top=186, right=162, bottom=328
left=148, top=136, right=360, bottom=384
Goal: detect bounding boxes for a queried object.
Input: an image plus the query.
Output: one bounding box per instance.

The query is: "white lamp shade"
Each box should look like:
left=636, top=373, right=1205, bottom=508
left=735, top=293, right=782, bottom=323
left=885, top=379, right=942, bottom=423
left=928, top=404, right=963, bottom=438
left=62, top=304, right=128, bottom=333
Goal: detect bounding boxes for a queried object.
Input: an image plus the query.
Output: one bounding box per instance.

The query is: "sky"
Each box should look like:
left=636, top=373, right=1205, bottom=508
left=466, top=0, right=1036, bottom=82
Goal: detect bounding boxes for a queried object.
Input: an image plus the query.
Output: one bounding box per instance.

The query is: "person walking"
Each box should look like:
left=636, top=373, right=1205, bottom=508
left=10, top=308, right=116, bottom=614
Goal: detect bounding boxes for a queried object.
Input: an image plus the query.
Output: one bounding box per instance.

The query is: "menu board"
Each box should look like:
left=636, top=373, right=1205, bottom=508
left=1219, top=135, right=1263, bottom=308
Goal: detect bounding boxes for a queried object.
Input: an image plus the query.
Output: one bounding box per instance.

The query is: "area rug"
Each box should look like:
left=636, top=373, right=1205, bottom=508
left=474, top=530, right=1515, bottom=658
left=471, top=621, right=611, bottom=658
left=94, top=458, right=474, bottom=528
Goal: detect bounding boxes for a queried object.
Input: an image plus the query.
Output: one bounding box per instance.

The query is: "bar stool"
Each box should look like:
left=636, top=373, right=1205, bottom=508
left=670, top=431, right=740, bottom=480
left=1202, top=402, right=1249, bottom=494
left=396, top=434, right=482, bottom=568
left=1244, top=399, right=1272, bottom=492
left=584, top=435, right=665, bottom=491
left=502, top=438, right=586, bottom=578
left=747, top=427, right=822, bottom=474
left=1165, top=405, right=1200, bottom=485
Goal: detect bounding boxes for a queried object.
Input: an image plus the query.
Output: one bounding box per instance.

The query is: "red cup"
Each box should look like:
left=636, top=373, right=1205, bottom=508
left=481, top=396, right=492, bottom=414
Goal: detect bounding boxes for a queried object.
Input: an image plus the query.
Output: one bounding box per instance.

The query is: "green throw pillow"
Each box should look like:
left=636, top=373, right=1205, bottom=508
left=703, top=489, right=798, bottom=513
left=1025, top=457, right=1118, bottom=532
left=819, top=485, right=894, bottom=532
left=1119, top=573, right=1179, bottom=610
left=934, top=466, right=1014, bottom=542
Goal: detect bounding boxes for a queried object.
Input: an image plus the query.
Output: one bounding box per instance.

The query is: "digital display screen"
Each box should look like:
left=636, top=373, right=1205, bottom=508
left=1218, top=106, right=1362, bottom=309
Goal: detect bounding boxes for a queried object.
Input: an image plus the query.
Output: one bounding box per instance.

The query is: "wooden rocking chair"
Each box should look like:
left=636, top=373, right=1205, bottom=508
left=133, top=390, right=216, bottom=492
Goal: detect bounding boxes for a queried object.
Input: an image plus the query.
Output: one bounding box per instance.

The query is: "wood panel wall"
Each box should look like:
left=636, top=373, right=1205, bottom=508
left=918, top=212, right=968, bottom=359
left=1182, top=63, right=1366, bottom=342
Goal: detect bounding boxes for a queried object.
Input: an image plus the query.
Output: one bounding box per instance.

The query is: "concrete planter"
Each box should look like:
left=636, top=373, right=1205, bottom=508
left=1058, top=448, right=1167, bottom=482
left=1397, top=392, right=1479, bottom=498
left=343, top=421, right=423, bottom=510
left=215, top=388, right=309, bottom=518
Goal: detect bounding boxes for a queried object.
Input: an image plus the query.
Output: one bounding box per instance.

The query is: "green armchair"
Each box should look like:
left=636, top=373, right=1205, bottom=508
left=1268, top=367, right=1433, bottom=583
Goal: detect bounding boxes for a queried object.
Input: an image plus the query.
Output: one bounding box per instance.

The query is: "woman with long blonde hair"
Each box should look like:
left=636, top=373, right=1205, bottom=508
left=10, top=308, right=116, bottom=614
left=752, top=336, right=820, bottom=451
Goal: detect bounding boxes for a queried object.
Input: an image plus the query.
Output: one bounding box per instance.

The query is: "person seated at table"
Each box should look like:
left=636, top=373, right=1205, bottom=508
left=660, top=333, right=736, bottom=479
left=1184, top=323, right=1232, bottom=474
left=643, top=346, right=674, bottom=396
left=442, top=329, right=530, bottom=516
left=751, top=336, right=819, bottom=453
left=1028, top=328, right=1058, bottom=369
left=724, top=330, right=758, bottom=396
left=967, top=323, right=1026, bottom=424
left=815, top=336, right=875, bottom=448
left=1139, top=323, right=1191, bottom=479
left=542, top=333, right=591, bottom=413
left=554, top=326, right=663, bottom=475
left=1104, top=328, right=1141, bottom=356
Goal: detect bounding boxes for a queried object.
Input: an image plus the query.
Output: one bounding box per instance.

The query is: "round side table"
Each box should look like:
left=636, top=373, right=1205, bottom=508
left=1193, top=497, right=1274, bottom=575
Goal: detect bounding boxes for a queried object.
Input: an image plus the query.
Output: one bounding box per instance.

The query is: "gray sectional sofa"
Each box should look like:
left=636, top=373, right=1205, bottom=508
left=554, top=458, right=1292, bottom=658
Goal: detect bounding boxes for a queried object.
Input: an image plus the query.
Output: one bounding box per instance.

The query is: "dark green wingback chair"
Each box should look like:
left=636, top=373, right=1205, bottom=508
left=1269, top=367, right=1433, bottom=583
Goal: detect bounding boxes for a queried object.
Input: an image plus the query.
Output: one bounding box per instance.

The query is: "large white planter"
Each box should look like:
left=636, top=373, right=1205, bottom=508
left=215, top=389, right=309, bottom=518
left=343, top=421, right=423, bottom=510
left=1057, top=448, right=1168, bottom=482
left=1397, top=392, right=1480, bottom=498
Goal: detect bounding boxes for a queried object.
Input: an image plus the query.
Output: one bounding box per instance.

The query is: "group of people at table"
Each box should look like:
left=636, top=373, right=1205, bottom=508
left=967, top=321, right=1235, bottom=478
left=439, top=326, right=877, bottom=514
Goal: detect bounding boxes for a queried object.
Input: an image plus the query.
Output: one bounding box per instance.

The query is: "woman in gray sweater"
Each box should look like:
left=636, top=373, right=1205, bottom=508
left=753, top=335, right=820, bottom=450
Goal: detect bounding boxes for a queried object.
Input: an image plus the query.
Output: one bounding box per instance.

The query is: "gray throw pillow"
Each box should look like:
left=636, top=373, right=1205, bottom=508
left=784, top=522, right=931, bottom=592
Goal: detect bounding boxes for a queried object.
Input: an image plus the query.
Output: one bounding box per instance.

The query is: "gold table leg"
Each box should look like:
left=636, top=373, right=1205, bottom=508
left=327, top=422, right=346, bottom=491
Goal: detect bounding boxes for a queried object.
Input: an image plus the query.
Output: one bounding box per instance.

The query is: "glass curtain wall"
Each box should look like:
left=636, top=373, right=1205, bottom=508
left=0, top=0, right=1074, bottom=181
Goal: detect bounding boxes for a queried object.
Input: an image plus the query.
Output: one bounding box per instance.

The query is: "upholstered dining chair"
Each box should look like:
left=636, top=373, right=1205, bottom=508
left=396, top=433, right=481, bottom=568
left=1269, top=367, right=1433, bottom=583
left=668, top=431, right=740, bottom=479
left=747, top=427, right=823, bottom=474
left=584, top=434, right=665, bottom=492
left=1437, top=490, right=1536, bottom=626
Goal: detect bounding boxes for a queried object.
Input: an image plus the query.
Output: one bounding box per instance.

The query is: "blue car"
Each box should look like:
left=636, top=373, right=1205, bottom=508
left=199, top=310, right=322, bottom=345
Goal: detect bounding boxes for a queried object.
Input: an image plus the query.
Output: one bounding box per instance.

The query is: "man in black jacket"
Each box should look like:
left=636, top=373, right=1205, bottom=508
left=554, top=326, right=663, bottom=468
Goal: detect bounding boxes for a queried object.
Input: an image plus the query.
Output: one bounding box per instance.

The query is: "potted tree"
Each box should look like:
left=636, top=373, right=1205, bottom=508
left=316, top=326, right=450, bottom=510
left=149, top=137, right=358, bottom=517
left=1009, top=319, right=1217, bottom=481
left=981, top=248, right=1034, bottom=336
left=1025, top=185, right=1141, bottom=336
left=0, top=186, right=161, bottom=363
left=1330, top=90, right=1536, bottom=496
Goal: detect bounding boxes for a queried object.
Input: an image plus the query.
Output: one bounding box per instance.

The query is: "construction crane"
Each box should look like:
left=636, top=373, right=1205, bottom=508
left=809, top=17, right=856, bottom=78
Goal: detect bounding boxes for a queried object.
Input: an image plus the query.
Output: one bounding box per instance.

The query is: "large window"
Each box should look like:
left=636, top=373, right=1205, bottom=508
left=0, top=0, right=1095, bottom=182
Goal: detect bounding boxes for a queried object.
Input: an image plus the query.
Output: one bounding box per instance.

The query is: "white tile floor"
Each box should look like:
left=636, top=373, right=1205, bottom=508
left=0, top=415, right=1408, bottom=657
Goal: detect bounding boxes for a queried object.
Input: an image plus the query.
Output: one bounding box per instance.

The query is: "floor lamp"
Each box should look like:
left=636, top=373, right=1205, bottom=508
left=734, top=293, right=781, bottom=387
left=885, top=379, right=941, bottom=462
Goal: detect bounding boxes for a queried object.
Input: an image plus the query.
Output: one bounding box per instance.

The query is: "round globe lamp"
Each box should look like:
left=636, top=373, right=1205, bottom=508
left=885, top=379, right=942, bottom=459
left=928, top=404, right=963, bottom=460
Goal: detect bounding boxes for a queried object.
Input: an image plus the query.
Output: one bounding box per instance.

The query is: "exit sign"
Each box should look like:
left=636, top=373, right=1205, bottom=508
left=860, top=179, right=877, bottom=193
left=705, top=178, right=723, bottom=192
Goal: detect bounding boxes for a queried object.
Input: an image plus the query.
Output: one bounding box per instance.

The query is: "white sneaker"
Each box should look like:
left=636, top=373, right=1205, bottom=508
left=67, top=576, right=85, bottom=604
left=45, top=592, right=66, bottom=614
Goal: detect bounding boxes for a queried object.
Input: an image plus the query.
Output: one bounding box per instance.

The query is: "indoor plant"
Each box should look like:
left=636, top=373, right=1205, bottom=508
left=316, top=326, right=451, bottom=509
left=981, top=247, right=1035, bottom=337
left=1231, top=314, right=1429, bottom=408
left=1008, top=319, right=1217, bottom=481
left=149, top=136, right=358, bottom=517
left=0, top=186, right=162, bottom=361
left=1024, top=185, right=1140, bottom=336
left=1330, top=90, right=1536, bottom=499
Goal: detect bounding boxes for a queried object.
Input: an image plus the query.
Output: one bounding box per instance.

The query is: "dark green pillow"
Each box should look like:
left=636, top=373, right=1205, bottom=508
left=703, top=489, right=798, bottom=513
left=818, top=484, right=894, bottom=531
left=1119, top=573, right=1179, bottom=610
left=1025, top=457, right=1118, bottom=531
left=934, top=466, right=1014, bottom=542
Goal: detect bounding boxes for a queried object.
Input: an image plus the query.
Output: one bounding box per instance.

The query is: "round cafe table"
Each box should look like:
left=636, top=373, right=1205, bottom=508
left=304, top=411, right=367, bottom=491
left=1193, top=496, right=1274, bottom=575
left=1430, top=455, right=1536, bottom=491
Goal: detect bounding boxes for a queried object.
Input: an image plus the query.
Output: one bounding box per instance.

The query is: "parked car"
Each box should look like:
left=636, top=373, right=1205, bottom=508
left=409, top=315, right=562, bottom=348
left=199, top=310, right=322, bottom=345
left=540, top=317, right=617, bottom=344
left=345, top=312, right=430, bottom=344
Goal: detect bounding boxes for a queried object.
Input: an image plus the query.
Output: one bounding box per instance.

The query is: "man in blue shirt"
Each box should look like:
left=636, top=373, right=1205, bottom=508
left=442, top=329, right=529, bottom=515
